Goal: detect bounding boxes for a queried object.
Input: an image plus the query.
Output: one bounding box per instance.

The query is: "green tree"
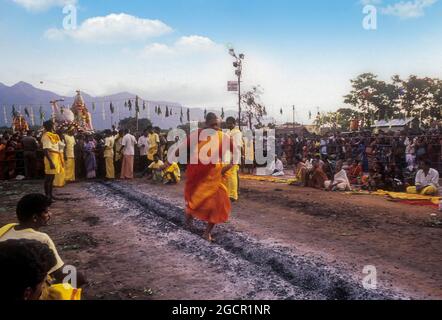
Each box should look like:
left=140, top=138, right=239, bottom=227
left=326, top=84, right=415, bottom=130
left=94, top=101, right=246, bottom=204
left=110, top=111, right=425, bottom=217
left=344, top=73, right=398, bottom=125
left=241, top=85, right=267, bottom=129
left=118, top=117, right=152, bottom=133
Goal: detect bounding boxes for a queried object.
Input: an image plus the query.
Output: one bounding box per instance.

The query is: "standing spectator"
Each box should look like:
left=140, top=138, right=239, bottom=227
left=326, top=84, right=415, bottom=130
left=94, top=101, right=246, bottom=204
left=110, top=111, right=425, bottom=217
left=120, top=129, right=137, bottom=180
left=74, top=135, right=85, bottom=180
left=114, top=130, right=124, bottom=177
left=22, top=130, right=38, bottom=179
left=63, top=129, right=76, bottom=182
left=138, top=129, right=149, bottom=175
left=103, top=130, right=115, bottom=179
left=84, top=135, right=97, bottom=179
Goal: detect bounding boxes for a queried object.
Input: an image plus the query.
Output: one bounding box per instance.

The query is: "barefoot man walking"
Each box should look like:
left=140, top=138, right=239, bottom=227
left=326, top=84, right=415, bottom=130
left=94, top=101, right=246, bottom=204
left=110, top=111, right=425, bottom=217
left=184, top=113, right=233, bottom=242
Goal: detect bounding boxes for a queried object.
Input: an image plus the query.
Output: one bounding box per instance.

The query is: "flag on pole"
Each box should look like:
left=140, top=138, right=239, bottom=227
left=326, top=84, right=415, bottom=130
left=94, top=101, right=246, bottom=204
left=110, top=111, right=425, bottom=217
left=3, top=106, right=7, bottom=124
left=110, top=102, right=115, bottom=114
left=135, top=96, right=140, bottom=115
left=12, top=105, right=18, bottom=117
left=221, top=107, right=225, bottom=120
left=30, top=106, right=35, bottom=126
left=39, top=105, right=45, bottom=124
left=102, top=102, right=106, bottom=121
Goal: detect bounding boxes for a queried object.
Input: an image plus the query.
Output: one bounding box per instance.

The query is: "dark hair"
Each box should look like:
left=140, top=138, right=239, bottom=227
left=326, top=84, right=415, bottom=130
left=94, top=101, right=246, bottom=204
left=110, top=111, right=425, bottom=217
left=16, top=194, right=51, bottom=223
left=420, top=159, right=431, bottom=167
left=226, top=117, right=236, bottom=124
left=205, top=112, right=217, bottom=122
left=43, top=120, right=54, bottom=132
left=0, top=239, right=55, bottom=300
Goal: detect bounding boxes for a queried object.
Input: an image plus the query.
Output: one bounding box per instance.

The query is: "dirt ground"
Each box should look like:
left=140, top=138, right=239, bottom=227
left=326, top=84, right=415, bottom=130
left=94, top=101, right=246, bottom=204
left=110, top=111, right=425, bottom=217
left=0, top=177, right=441, bottom=300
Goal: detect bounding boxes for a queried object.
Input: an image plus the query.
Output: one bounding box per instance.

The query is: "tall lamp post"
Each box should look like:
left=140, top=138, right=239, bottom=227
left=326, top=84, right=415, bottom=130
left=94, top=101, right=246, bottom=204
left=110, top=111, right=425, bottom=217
left=229, top=48, right=245, bottom=130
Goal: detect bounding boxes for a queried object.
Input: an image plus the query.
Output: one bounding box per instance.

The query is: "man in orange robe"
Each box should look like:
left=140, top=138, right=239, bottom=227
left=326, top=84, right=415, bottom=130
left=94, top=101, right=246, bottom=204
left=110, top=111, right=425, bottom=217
left=184, top=113, right=233, bottom=242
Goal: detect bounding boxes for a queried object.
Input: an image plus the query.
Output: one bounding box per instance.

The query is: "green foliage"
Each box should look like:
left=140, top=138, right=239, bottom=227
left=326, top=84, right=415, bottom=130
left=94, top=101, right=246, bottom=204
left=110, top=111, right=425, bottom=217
left=118, top=117, right=153, bottom=133
left=343, top=73, right=442, bottom=127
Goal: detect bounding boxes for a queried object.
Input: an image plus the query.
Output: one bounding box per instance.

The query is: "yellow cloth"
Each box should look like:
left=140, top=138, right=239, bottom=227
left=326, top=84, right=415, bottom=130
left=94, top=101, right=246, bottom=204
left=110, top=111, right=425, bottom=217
left=42, top=132, right=63, bottom=175
left=105, top=157, right=115, bottom=179
left=147, top=133, right=159, bottom=161
left=41, top=132, right=60, bottom=152
left=44, top=151, right=63, bottom=175
left=406, top=186, right=438, bottom=196
left=239, top=174, right=297, bottom=185
left=64, top=158, right=75, bottom=182
left=224, top=165, right=239, bottom=200
left=104, top=136, right=115, bottom=158
left=53, top=165, right=65, bottom=188
left=149, top=160, right=164, bottom=170
left=164, top=162, right=181, bottom=183
left=63, top=134, right=76, bottom=159
left=0, top=224, right=64, bottom=274
left=373, top=189, right=441, bottom=205
left=40, top=282, right=81, bottom=301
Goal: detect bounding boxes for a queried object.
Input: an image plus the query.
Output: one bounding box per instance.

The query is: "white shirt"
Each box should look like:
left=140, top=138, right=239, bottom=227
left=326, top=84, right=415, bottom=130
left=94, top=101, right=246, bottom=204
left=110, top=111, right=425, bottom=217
left=333, top=169, right=351, bottom=190
left=1, top=227, right=64, bottom=274
left=138, top=136, right=149, bottom=156
left=267, top=159, right=284, bottom=175
left=415, top=168, right=440, bottom=189
left=121, top=134, right=137, bottom=156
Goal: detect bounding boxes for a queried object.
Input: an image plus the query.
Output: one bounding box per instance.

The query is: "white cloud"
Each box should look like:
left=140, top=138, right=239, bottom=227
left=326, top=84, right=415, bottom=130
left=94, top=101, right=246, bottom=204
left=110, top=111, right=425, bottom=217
left=360, top=0, right=382, bottom=5
left=381, top=0, right=437, bottom=18
left=12, top=0, right=76, bottom=11
left=45, top=13, right=173, bottom=43
left=175, top=35, right=217, bottom=51
left=360, top=0, right=437, bottom=19
left=142, top=43, right=176, bottom=56
left=140, top=35, right=219, bottom=58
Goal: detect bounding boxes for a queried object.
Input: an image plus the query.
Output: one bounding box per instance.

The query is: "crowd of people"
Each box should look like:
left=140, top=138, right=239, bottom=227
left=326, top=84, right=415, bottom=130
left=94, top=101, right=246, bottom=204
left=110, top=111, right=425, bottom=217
left=273, top=130, right=441, bottom=195
left=1, top=113, right=441, bottom=300
left=0, top=122, right=182, bottom=199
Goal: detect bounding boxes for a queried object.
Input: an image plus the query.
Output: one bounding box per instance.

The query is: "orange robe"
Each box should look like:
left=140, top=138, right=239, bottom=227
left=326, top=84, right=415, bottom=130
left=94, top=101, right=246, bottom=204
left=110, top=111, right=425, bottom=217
left=185, top=130, right=232, bottom=225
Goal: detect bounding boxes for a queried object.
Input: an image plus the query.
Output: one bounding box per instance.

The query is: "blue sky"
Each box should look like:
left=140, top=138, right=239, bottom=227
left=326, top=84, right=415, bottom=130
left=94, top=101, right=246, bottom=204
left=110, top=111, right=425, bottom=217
left=1, top=0, right=441, bottom=124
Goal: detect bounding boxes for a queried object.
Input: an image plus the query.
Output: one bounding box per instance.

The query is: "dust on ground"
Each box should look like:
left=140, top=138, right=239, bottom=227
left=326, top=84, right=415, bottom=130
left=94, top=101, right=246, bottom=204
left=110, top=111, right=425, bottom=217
left=0, top=178, right=441, bottom=300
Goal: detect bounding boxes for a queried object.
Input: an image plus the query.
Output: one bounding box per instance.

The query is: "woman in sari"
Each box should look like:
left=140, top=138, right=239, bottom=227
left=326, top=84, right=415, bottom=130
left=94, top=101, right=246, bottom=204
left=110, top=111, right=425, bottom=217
left=83, top=135, right=96, bottom=179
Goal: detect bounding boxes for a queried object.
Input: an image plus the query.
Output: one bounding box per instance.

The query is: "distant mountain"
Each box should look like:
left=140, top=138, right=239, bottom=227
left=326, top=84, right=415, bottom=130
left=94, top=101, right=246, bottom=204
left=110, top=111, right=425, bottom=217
left=0, top=81, right=236, bottom=130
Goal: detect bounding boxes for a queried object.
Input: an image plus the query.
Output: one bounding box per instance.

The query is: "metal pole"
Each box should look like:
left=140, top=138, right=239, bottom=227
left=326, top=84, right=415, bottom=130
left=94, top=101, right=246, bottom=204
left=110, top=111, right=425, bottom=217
left=136, top=96, right=139, bottom=133
left=293, top=105, right=295, bottom=131
left=238, top=73, right=241, bottom=130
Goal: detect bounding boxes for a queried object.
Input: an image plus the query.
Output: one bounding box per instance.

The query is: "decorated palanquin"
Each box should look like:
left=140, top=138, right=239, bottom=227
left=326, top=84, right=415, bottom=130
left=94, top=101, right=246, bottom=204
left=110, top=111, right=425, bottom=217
left=71, top=91, right=94, bottom=132
left=12, top=114, right=29, bottom=133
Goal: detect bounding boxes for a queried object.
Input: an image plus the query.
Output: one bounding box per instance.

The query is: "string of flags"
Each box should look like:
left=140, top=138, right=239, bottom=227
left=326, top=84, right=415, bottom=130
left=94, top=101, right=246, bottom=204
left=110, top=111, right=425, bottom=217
left=1, top=97, right=240, bottom=127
